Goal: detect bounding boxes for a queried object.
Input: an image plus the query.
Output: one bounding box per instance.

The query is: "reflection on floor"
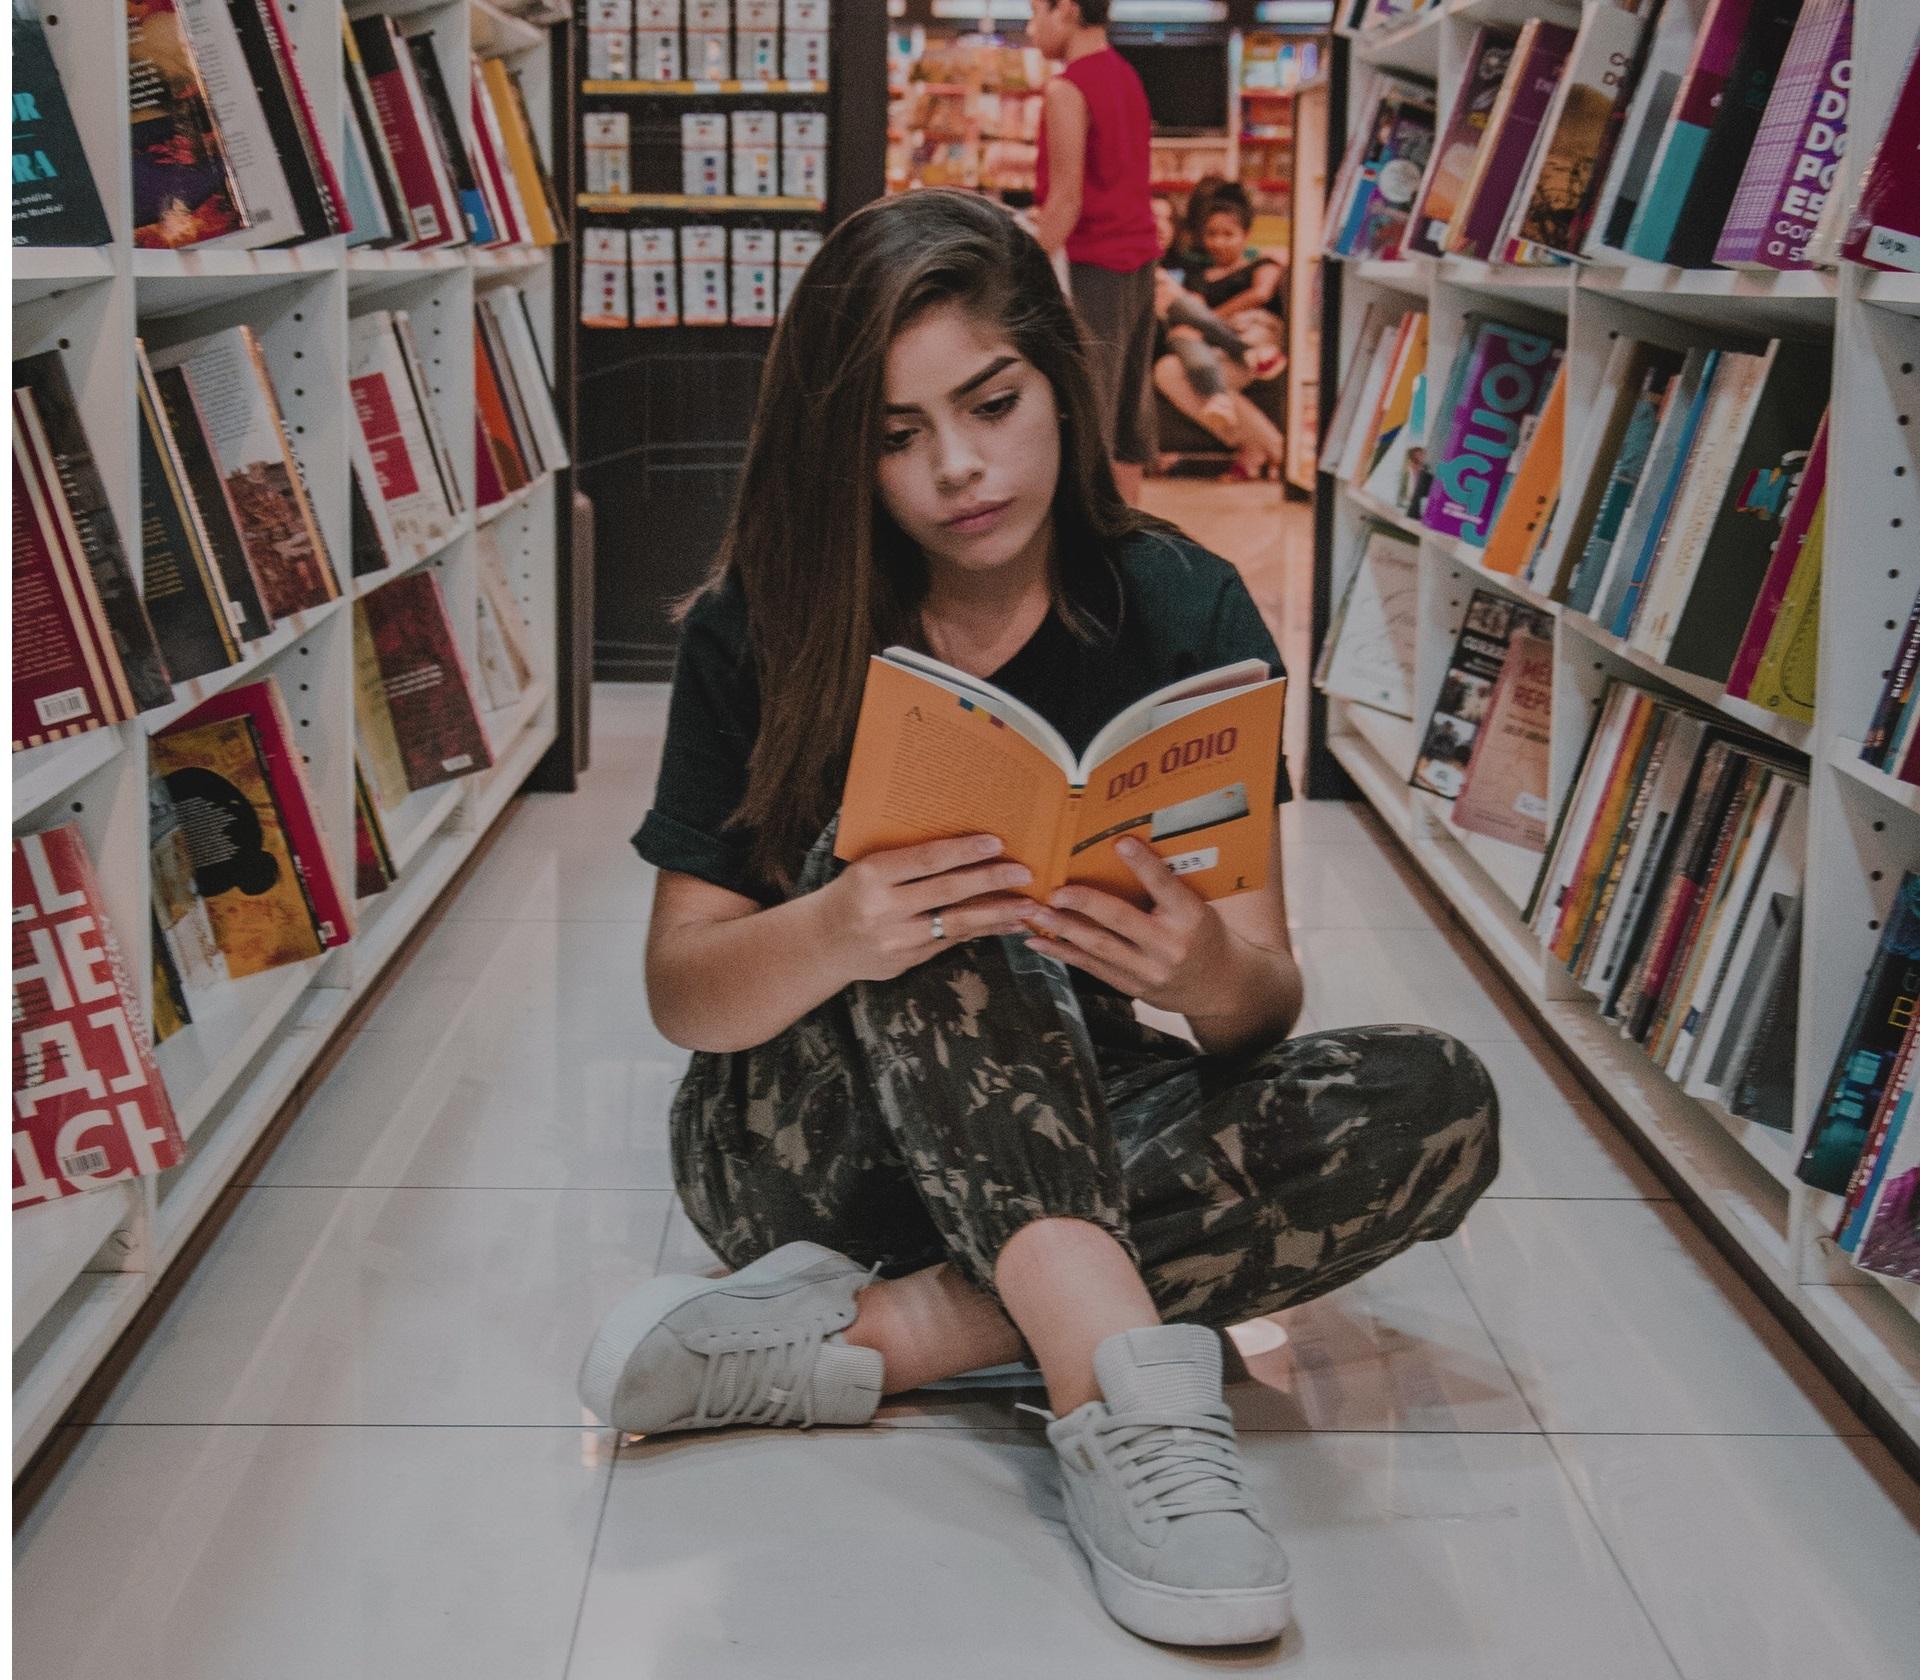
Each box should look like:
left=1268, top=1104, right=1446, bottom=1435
left=15, top=480, right=1920, bottom=1680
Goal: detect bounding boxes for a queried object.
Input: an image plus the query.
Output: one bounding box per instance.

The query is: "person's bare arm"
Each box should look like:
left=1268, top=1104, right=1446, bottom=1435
left=1032, top=78, right=1087, bottom=256
left=645, top=836, right=1037, bottom=1053
left=1215, top=259, right=1284, bottom=319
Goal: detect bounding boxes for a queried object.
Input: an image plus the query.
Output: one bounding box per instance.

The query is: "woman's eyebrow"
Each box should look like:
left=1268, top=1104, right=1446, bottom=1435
left=883, top=354, right=1020, bottom=414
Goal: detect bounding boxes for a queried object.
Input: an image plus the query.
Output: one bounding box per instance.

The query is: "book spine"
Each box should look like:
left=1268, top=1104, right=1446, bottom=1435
left=1451, top=31, right=1574, bottom=260
left=1609, top=350, right=1721, bottom=637
left=1864, top=594, right=1920, bottom=764
left=1714, top=0, right=1852, bottom=269
left=1405, top=27, right=1514, bottom=257
left=11, top=439, right=116, bottom=746
left=350, top=15, right=453, bottom=247
left=251, top=0, right=349, bottom=237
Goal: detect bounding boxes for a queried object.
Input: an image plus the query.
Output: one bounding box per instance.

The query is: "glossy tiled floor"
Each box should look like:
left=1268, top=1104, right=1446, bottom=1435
left=17, top=486, right=1920, bottom=1678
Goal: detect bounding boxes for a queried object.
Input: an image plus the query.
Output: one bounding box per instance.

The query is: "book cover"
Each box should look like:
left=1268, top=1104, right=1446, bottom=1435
left=485, top=290, right=568, bottom=469
left=13, top=825, right=186, bottom=1209
left=1563, top=352, right=1684, bottom=614
left=1319, top=525, right=1418, bottom=718
left=12, top=441, right=129, bottom=749
left=152, top=325, right=339, bottom=620
left=15, top=353, right=174, bottom=712
left=167, top=676, right=353, bottom=950
left=1571, top=701, right=1673, bottom=982
left=1836, top=1017, right=1917, bottom=1250
left=249, top=0, right=348, bottom=237
left=147, top=769, right=226, bottom=997
left=1798, top=872, right=1920, bottom=1193
left=1840, top=35, right=1920, bottom=271
left=346, top=420, right=399, bottom=580
left=836, top=653, right=1286, bottom=906
left=470, top=58, right=534, bottom=244
left=175, top=0, right=302, bottom=249
left=1549, top=690, right=1661, bottom=967
left=472, top=318, right=532, bottom=497
left=135, top=346, right=241, bottom=682
left=1863, top=593, right=1920, bottom=767
left=475, top=528, right=537, bottom=695
left=151, top=907, right=190, bottom=1044
left=149, top=710, right=326, bottom=976
left=1357, top=313, right=1428, bottom=501
left=339, top=61, right=395, bottom=248
left=11, top=0, right=111, bottom=246
left=1725, top=897, right=1801, bottom=1129
left=1590, top=0, right=1707, bottom=256
left=351, top=599, right=409, bottom=811
left=1727, top=407, right=1828, bottom=698
left=1411, top=590, right=1553, bottom=800
left=1853, top=1099, right=1920, bottom=1281
left=1446, top=22, right=1577, bottom=261
left=127, top=0, right=250, bottom=248
left=479, top=57, right=562, bottom=246
left=1745, top=494, right=1823, bottom=724
left=342, top=13, right=409, bottom=248
left=353, top=761, right=396, bottom=898
left=1624, top=0, right=1757, bottom=263
left=405, top=29, right=493, bottom=245
left=1422, top=322, right=1562, bottom=546
left=1663, top=0, right=1805, bottom=270
left=1405, top=27, right=1516, bottom=258
left=1333, top=90, right=1436, bottom=259
left=356, top=571, right=494, bottom=792
left=1659, top=340, right=1831, bottom=680
left=347, top=310, right=461, bottom=560
left=149, top=359, right=271, bottom=642
left=1451, top=630, right=1552, bottom=850
left=349, top=13, right=456, bottom=247
left=1715, top=0, right=1852, bottom=269
left=1480, top=366, right=1566, bottom=576
left=1341, top=311, right=1416, bottom=483
left=1508, top=3, right=1647, bottom=260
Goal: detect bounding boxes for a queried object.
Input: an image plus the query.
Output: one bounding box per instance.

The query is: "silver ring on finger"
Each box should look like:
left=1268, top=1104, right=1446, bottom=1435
left=929, top=911, right=946, bottom=942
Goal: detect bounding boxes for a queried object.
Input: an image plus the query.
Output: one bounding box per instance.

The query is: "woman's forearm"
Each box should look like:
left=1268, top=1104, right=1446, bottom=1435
left=647, top=891, right=853, bottom=1053
left=1183, top=935, right=1305, bottom=1057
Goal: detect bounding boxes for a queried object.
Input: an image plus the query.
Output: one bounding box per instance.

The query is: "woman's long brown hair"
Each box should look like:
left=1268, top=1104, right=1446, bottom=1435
left=688, top=188, right=1166, bottom=894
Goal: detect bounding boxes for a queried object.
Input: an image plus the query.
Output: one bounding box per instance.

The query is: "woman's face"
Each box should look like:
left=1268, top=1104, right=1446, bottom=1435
left=1151, top=196, right=1177, bottom=255
left=875, top=300, right=1061, bottom=581
left=1202, top=210, right=1247, bottom=269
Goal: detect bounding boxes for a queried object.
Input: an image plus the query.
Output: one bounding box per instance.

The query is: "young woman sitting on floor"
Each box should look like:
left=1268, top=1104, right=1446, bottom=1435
left=582, top=188, right=1499, bottom=1650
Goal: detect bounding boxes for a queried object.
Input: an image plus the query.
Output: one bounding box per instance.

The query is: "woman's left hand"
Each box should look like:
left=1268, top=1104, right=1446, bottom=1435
left=1017, top=837, right=1233, bottom=1014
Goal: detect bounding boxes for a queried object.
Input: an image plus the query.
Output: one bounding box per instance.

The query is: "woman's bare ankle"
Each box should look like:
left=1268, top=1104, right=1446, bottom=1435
left=843, top=1264, right=1026, bottom=1394
left=994, top=1218, right=1159, bottom=1415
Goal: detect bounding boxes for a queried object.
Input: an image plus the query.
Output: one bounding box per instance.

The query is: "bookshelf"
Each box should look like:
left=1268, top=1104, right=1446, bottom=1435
left=10, top=0, right=577, bottom=1477
left=1318, top=0, right=1920, bottom=1467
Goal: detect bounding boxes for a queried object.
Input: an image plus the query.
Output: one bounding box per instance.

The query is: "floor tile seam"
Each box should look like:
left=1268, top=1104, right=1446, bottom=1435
left=236, top=1182, right=680, bottom=1194
left=1434, top=1237, right=1554, bottom=1439
left=561, top=1446, right=620, bottom=1680
left=1538, top=1428, right=1694, bottom=1680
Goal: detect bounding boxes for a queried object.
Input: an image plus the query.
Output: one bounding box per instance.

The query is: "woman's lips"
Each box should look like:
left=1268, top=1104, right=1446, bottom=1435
left=942, top=499, right=1011, bottom=534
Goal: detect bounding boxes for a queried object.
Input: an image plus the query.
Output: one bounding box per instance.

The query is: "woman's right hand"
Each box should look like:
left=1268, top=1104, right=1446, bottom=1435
left=817, top=834, right=1036, bottom=982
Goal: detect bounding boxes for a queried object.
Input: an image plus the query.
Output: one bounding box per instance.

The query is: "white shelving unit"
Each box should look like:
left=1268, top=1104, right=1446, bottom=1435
left=1321, top=0, right=1920, bottom=1460
left=10, top=0, right=571, bottom=1475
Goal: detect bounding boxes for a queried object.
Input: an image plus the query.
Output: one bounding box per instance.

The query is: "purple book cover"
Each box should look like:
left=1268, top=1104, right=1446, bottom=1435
left=1423, top=322, right=1563, bottom=544
left=1451, top=23, right=1576, bottom=260
left=1406, top=27, right=1517, bottom=257
left=1716, top=0, right=1852, bottom=269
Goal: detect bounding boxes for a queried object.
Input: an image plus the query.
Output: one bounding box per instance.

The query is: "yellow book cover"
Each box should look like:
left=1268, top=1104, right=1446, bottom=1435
left=352, top=600, right=410, bottom=810
left=1481, top=366, right=1566, bottom=576
left=480, top=58, right=559, bottom=246
left=1358, top=313, right=1428, bottom=495
left=1550, top=690, right=1656, bottom=965
left=1747, top=498, right=1822, bottom=724
left=835, top=650, right=1287, bottom=905
left=149, top=713, right=324, bottom=977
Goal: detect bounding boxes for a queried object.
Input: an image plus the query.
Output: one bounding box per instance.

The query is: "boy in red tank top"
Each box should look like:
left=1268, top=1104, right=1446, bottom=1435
left=1029, top=0, right=1160, bottom=504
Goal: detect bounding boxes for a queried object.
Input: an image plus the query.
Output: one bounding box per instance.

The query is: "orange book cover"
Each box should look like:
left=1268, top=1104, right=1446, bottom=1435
left=1550, top=690, right=1656, bottom=964
left=1480, top=365, right=1566, bottom=576
left=835, top=650, right=1286, bottom=905
left=472, top=322, right=530, bottom=494
left=1356, top=313, right=1427, bottom=491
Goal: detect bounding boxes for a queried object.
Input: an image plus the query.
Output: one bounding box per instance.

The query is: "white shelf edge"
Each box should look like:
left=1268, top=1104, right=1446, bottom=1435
left=140, top=598, right=348, bottom=736
left=1859, top=271, right=1920, bottom=316
left=384, top=780, right=467, bottom=874
left=11, top=1184, right=136, bottom=1352
left=131, top=246, right=342, bottom=281
left=475, top=469, right=554, bottom=526
left=155, top=960, right=327, bottom=1140
left=13, top=1275, right=145, bottom=1476
left=1829, top=738, right=1920, bottom=815
left=11, top=727, right=127, bottom=822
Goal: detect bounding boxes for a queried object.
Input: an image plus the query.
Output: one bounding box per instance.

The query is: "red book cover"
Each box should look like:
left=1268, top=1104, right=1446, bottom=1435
left=1725, top=410, right=1828, bottom=698
left=166, top=677, right=354, bottom=949
left=472, top=322, right=530, bottom=495
left=468, top=64, right=523, bottom=245
left=473, top=416, right=506, bottom=508
left=14, top=825, right=186, bottom=1210
left=1842, top=41, right=1920, bottom=271
left=254, top=0, right=352, bottom=235
left=347, top=14, right=457, bottom=248
left=11, top=449, right=121, bottom=750
left=356, top=571, right=494, bottom=790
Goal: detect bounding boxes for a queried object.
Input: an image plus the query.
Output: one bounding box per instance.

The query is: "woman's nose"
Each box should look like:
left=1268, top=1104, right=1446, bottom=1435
left=932, top=429, right=985, bottom=489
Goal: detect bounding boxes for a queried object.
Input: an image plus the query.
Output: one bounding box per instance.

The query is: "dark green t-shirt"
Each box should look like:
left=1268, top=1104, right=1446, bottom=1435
left=632, top=527, right=1292, bottom=906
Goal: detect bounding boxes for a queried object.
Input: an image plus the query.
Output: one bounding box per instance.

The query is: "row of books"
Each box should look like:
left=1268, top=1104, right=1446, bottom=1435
left=342, top=14, right=563, bottom=253
left=1326, top=299, right=1830, bottom=711
left=1858, top=589, right=1920, bottom=786
left=1534, top=680, right=1809, bottom=1138
left=1798, top=874, right=1920, bottom=1282
left=1332, top=0, right=1915, bottom=278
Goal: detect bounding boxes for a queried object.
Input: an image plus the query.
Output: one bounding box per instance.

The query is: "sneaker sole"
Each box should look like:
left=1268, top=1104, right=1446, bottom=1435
left=578, top=1240, right=853, bottom=1430
left=1065, top=1500, right=1292, bottom=1647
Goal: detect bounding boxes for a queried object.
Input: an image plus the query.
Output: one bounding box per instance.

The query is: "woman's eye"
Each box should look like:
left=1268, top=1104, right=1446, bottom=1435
left=975, top=390, right=1020, bottom=422
left=882, top=427, right=918, bottom=453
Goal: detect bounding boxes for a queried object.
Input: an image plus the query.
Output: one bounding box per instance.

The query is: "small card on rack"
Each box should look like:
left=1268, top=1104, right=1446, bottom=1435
left=586, top=0, right=633, bottom=80
left=686, top=0, right=731, bottom=81
left=783, top=0, right=830, bottom=83
left=680, top=224, right=729, bottom=323
left=583, top=113, right=631, bottom=195
left=731, top=110, right=778, bottom=197
left=735, top=0, right=780, bottom=80
left=635, top=0, right=683, bottom=79
left=631, top=228, right=680, bottom=325
left=731, top=227, right=777, bottom=325
left=682, top=112, right=729, bottom=195
left=778, top=226, right=820, bottom=315
left=581, top=227, right=630, bottom=327
left=782, top=110, right=827, bottom=200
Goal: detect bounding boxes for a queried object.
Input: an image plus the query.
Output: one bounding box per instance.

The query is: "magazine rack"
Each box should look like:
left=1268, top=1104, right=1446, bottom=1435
left=11, top=0, right=578, bottom=1477
left=1316, top=0, right=1920, bottom=1466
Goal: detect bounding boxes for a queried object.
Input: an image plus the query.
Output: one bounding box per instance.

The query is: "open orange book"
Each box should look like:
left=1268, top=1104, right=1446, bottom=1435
left=835, top=649, right=1287, bottom=903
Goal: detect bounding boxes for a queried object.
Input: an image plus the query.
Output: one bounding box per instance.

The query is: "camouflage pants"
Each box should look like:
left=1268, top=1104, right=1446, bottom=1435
left=670, top=825, right=1500, bottom=1333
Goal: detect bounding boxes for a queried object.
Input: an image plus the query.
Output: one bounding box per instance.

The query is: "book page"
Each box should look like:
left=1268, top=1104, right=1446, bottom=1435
left=1071, top=678, right=1286, bottom=903
left=1079, top=658, right=1271, bottom=774
left=835, top=657, right=1069, bottom=883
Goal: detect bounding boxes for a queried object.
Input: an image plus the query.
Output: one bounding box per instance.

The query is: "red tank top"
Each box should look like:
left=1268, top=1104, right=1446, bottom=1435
left=1035, top=48, right=1159, bottom=272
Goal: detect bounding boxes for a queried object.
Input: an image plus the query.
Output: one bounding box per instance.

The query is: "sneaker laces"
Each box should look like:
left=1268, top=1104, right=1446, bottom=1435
left=1023, top=1400, right=1255, bottom=1521
left=692, top=1323, right=831, bottom=1428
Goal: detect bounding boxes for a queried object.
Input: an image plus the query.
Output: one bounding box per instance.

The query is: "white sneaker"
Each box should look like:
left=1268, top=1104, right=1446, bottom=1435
left=1036, top=1324, right=1291, bottom=1646
left=578, top=1241, right=885, bottom=1434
